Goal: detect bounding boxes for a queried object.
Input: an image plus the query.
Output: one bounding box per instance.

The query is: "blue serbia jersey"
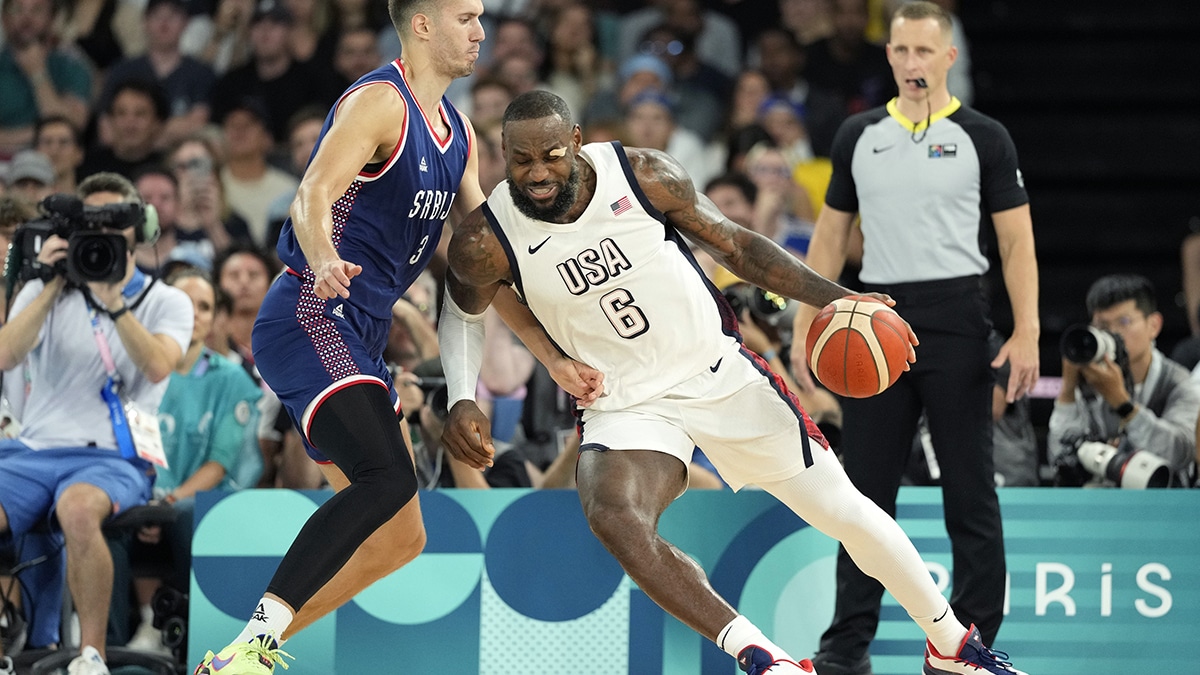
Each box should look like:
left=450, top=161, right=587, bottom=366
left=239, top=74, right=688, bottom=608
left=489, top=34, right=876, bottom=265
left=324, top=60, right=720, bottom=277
left=276, top=59, right=471, bottom=319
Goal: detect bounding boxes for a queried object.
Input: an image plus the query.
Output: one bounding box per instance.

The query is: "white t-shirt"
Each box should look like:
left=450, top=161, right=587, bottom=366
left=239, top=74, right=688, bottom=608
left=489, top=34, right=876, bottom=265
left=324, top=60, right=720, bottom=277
left=9, top=275, right=192, bottom=451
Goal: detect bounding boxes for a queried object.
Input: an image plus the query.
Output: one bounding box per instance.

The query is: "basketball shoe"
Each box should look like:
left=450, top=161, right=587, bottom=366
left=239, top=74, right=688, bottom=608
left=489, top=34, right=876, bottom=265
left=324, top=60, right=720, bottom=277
left=194, top=634, right=292, bottom=674
left=923, top=624, right=1026, bottom=675
left=738, top=645, right=816, bottom=674
left=810, top=650, right=872, bottom=675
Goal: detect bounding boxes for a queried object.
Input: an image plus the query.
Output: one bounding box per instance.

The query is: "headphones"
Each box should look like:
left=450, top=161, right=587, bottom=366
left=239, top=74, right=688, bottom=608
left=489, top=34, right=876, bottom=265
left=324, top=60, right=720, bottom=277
left=136, top=202, right=161, bottom=245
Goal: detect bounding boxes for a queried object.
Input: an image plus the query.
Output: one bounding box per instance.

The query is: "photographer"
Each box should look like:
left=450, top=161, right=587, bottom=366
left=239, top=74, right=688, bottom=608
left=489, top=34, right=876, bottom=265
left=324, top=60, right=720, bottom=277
left=0, top=172, right=192, bottom=674
left=1049, top=274, right=1200, bottom=488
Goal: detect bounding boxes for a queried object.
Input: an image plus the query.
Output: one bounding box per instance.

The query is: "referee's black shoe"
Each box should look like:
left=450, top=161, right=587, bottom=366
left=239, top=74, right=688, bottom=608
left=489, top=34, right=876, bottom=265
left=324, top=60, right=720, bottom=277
left=810, top=651, right=873, bottom=675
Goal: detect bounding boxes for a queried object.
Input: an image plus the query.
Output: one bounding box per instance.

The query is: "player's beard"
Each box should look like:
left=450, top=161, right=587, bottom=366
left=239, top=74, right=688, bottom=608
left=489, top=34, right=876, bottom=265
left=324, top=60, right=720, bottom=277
left=508, top=164, right=581, bottom=222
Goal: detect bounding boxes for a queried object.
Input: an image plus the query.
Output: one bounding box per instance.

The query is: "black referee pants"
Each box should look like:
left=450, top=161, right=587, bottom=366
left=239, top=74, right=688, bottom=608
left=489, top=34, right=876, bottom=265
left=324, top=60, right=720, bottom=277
left=818, top=275, right=1006, bottom=658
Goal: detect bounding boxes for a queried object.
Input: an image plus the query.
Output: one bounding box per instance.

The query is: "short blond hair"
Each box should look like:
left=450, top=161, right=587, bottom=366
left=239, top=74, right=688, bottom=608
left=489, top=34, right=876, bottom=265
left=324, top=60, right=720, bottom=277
left=892, top=1, right=953, bottom=35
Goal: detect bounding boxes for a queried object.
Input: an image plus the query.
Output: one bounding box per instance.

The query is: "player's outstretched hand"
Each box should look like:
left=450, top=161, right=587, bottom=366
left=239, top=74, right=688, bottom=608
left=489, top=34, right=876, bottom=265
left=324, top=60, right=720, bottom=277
left=548, top=356, right=605, bottom=408
left=312, top=258, right=363, bottom=300
left=442, top=400, right=495, bottom=470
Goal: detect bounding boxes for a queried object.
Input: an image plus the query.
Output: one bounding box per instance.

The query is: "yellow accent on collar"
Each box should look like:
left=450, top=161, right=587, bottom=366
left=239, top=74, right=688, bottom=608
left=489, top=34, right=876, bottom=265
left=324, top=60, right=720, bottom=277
left=886, top=96, right=962, bottom=133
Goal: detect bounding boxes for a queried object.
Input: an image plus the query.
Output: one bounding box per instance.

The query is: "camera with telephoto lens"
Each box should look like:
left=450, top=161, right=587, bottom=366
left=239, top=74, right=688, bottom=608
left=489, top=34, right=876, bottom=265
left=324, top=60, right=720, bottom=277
left=4, top=194, right=142, bottom=288
left=1060, top=323, right=1125, bottom=365
left=1054, top=433, right=1173, bottom=489
left=723, top=283, right=794, bottom=327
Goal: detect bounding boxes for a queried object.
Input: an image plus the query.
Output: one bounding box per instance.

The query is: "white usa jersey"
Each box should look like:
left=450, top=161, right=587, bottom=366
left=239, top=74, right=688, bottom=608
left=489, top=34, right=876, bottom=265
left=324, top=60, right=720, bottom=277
left=484, top=141, right=739, bottom=410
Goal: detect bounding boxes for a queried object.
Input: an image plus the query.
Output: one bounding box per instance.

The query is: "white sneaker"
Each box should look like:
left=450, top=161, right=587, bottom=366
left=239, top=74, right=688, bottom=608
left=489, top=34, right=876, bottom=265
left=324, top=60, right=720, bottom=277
left=67, top=645, right=111, bottom=675
left=125, top=619, right=172, bottom=655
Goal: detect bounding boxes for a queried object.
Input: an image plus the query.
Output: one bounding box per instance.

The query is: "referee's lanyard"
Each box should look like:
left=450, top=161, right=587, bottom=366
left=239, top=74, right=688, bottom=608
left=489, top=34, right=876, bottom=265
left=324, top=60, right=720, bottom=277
left=90, top=309, right=138, bottom=462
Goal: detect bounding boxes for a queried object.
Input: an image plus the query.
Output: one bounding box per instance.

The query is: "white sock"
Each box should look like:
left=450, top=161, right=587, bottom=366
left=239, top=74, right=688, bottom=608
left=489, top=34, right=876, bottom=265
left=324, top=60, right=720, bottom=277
left=233, top=597, right=294, bottom=645
left=139, top=603, right=155, bottom=626
left=716, top=615, right=793, bottom=663
left=914, top=604, right=969, bottom=657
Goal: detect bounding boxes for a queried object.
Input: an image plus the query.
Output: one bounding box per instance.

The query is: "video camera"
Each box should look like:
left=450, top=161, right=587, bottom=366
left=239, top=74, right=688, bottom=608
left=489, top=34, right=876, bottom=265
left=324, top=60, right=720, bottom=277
left=4, top=194, right=144, bottom=289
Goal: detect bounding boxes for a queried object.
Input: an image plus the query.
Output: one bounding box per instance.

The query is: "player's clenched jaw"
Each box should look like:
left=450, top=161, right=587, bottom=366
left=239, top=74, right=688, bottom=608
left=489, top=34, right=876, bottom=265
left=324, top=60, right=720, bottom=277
left=426, top=0, right=486, bottom=78
left=503, top=117, right=582, bottom=222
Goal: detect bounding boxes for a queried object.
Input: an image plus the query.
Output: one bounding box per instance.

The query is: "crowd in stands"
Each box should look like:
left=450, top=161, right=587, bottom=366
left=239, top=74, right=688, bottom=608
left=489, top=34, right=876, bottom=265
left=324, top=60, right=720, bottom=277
left=0, top=0, right=1197, bottom=669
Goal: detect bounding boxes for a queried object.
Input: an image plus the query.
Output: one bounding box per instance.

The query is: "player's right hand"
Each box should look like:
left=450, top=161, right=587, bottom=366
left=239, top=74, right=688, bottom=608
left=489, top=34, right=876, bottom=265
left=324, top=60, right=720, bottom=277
left=312, top=258, right=362, bottom=300
left=442, top=400, right=495, bottom=470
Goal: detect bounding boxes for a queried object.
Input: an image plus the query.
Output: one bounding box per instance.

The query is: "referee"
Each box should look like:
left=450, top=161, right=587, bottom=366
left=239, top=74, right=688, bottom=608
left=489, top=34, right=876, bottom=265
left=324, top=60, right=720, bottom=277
left=792, top=2, right=1039, bottom=674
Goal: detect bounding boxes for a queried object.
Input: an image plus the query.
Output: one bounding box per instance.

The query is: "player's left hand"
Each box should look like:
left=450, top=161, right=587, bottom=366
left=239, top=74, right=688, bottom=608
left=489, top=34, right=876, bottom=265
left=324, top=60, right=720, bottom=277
left=549, top=357, right=605, bottom=408
left=993, top=332, right=1040, bottom=402
left=442, top=400, right=495, bottom=470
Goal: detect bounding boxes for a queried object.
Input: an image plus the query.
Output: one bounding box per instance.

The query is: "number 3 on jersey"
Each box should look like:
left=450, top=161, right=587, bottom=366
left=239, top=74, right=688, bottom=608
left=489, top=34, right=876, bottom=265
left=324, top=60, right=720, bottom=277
left=600, top=288, right=649, bottom=338
left=408, top=234, right=430, bottom=264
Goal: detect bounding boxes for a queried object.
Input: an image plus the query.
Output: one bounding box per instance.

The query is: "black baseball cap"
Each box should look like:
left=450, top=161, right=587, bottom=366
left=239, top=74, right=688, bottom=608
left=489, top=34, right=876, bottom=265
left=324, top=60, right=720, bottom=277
left=252, top=0, right=293, bottom=25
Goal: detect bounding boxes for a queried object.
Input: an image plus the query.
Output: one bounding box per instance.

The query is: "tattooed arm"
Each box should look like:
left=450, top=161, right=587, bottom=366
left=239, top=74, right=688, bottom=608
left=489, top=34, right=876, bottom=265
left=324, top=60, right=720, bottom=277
left=629, top=147, right=851, bottom=309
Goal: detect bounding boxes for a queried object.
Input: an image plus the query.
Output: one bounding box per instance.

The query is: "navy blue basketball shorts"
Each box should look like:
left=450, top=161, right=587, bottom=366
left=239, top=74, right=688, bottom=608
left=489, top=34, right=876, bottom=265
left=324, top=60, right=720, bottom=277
left=252, top=270, right=399, bottom=463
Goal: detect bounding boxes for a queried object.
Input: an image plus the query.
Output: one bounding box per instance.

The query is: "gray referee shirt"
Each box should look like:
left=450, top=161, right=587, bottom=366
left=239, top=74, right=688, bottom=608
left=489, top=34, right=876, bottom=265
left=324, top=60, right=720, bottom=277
left=825, top=98, right=1029, bottom=285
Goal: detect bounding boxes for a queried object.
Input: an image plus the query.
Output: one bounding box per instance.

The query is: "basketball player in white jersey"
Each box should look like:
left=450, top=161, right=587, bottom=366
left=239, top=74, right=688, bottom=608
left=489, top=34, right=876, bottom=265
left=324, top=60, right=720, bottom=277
left=438, top=90, right=1026, bottom=675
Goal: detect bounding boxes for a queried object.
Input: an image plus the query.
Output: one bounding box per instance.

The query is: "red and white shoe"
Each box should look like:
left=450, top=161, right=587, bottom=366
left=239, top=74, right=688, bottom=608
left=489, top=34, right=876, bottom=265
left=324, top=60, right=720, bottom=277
left=924, top=624, right=1027, bottom=675
left=738, top=645, right=816, bottom=674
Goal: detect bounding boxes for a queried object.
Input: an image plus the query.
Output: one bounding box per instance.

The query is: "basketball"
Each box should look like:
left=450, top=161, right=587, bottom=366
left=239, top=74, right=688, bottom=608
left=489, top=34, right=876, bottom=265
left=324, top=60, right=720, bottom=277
left=806, top=295, right=910, bottom=398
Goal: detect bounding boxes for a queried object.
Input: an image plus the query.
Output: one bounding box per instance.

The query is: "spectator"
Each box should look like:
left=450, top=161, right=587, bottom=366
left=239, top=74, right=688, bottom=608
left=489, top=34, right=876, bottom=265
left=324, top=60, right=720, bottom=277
left=33, top=114, right=85, bottom=193
left=636, top=22, right=729, bottom=140
left=0, top=0, right=91, bottom=157
left=752, top=27, right=844, bottom=157
left=723, top=68, right=771, bottom=145
left=82, top=79, right=168, bottom=180
left=55, top=0, right=139, bottom=72
left=218, top=98, right=299, bottom=246
left=168, top=133, right=253, bottom=264
left=616, top=0, right=742, bottom=78
left=195, top=0, right=255, bottom=75
left=780, top=0, right=834, bottom=45
left=539, top=2, right=607, bottom=120
left=134, top=165, right=217, bottom=274
left=621, top=89, right=719, bottom=190
left=208, top=0, right=340, bottom=144
left=265, top=105, right=327, bottom=254
left=743, top=142, right=815, bottom=257
left=757, top=95, right=814, bottom=167
left=0, top=171, right=192, bottom=675
left=469, top=76, right=515, bottom=128
left=331, top=25, right=382, bottom=88
left=283, top=0, right=335, bottom=69
left=99, top=0, right=217, bottom=151
left=114, top=266, right=262, bottom=654
left=805, top=0, right=895, bottom=121
left=1048, top=274, right=1200, bottom=487
left=3, top=149, right=54, bottom=208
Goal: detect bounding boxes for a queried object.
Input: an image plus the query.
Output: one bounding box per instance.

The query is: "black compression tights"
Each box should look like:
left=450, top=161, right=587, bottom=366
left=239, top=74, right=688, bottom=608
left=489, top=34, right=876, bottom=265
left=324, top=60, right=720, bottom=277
left=266, top=383, right=417, bottom=611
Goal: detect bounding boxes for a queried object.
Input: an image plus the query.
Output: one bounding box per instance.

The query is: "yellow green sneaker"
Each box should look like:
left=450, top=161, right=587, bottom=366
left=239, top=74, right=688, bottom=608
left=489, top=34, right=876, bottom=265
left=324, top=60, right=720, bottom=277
left=193, top=634, right=293, bottom=674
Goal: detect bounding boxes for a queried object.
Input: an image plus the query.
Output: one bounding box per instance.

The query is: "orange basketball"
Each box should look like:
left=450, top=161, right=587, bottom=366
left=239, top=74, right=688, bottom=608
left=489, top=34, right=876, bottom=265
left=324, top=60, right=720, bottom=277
left=806, top=295, right=910, bottom=398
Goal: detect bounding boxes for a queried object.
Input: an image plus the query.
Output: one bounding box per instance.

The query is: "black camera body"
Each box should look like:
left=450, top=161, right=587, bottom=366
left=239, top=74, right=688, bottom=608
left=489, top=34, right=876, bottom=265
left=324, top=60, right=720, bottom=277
left=5, top=194, right=142, bottom=288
